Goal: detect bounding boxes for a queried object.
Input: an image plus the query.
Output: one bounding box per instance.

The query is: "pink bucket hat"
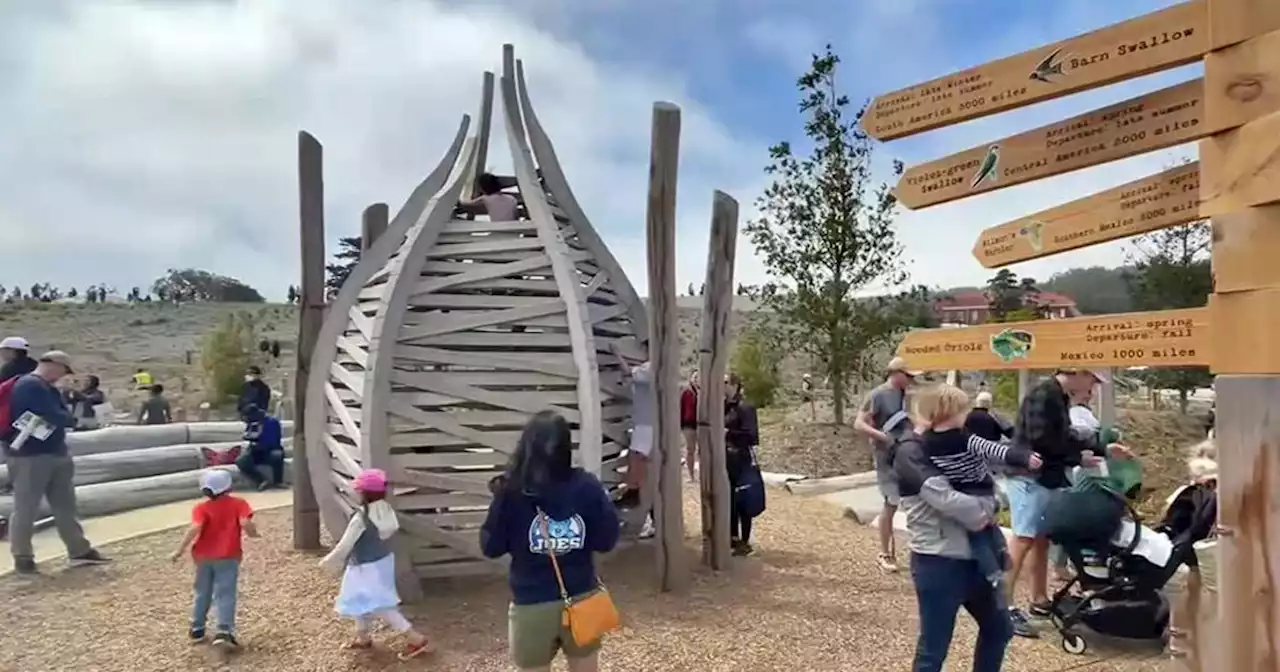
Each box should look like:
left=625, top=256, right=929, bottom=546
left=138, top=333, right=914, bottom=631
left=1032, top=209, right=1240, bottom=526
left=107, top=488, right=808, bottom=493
left=352, top=468, right=388, bottom=493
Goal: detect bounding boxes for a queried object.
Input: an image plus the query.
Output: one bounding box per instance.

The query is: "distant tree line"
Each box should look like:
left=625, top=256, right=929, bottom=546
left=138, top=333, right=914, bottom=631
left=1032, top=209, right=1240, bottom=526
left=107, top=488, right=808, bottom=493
left=2, top=268, right=264, bottom=305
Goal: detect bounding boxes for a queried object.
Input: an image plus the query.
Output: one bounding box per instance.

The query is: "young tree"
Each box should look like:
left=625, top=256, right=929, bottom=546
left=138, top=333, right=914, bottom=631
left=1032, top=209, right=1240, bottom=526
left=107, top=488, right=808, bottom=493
left=1123, top=198, right=1212, bottom=413
left=744, top=45, right=910, bottom=424
left=287, top=284, right=299, bottom=304
left=325, top=236, right=363, bottom=294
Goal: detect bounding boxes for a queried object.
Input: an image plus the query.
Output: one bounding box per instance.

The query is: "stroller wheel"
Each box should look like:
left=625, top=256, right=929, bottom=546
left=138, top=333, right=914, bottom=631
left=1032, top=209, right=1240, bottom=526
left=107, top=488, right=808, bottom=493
left=1061, top=633, right=1088, bottom=655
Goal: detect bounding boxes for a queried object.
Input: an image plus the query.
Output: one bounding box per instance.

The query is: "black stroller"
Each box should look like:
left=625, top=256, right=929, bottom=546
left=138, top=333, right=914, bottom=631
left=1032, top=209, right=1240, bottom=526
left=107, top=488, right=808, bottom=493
left=1041, top=485, right=1200, bottom=655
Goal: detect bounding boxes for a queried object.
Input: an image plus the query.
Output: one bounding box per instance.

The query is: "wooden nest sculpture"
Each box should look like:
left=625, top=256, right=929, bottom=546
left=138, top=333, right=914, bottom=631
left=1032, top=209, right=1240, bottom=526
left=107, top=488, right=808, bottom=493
left=304, top=44, right=648, bottom=580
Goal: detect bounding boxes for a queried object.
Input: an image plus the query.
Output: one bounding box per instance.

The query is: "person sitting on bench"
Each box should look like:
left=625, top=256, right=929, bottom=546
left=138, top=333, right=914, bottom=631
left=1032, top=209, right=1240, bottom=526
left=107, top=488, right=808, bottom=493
left=235, top=404, right=284, bottom=491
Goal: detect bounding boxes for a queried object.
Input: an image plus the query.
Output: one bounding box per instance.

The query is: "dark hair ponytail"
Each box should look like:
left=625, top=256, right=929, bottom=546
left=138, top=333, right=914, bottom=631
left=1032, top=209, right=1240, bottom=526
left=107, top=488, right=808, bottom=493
left=505, top=411, right=574, bottom=495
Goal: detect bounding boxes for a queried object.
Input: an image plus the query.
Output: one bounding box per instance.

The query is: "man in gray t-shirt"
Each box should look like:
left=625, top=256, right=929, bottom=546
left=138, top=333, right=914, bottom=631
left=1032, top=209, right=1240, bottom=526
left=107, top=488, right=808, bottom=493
left=853, top=356, right=920, bottom=573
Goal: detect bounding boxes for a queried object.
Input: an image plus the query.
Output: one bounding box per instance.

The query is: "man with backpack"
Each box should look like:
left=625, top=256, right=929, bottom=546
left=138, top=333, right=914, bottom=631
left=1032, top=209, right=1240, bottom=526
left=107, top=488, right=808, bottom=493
left=2, top=351, right=110, bottom=573
left=854, top=357, right=920, bottom=573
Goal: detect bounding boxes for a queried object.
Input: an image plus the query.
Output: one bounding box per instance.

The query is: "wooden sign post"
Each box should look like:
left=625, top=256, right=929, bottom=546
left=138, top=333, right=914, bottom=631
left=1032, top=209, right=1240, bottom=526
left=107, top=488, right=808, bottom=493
left=1197, top=1, right=1280, bottom=670
left=973, top=162, right=1200, bottom=267
left=864, top=0, right=1280, bottom=666
left=896, top=307, right=1210, bottom=371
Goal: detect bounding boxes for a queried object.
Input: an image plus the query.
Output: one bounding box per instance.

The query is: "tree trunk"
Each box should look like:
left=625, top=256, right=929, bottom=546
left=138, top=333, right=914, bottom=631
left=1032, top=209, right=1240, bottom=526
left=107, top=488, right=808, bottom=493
left=1179, top=388, right=1190, bottom=415
left=831, top=368, right=846, bottom=425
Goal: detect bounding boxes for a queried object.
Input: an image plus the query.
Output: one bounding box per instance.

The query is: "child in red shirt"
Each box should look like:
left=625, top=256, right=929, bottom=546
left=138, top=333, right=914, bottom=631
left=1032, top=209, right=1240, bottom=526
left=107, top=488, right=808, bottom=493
left=170, top=469, right=258, bottom=650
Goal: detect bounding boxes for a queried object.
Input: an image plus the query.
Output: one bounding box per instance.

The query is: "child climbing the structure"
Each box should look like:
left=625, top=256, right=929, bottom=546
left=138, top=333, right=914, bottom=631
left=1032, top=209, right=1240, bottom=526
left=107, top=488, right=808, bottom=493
left=614, top=346, right=656, bottom=539
left=319, top=468, right=433, bottom=660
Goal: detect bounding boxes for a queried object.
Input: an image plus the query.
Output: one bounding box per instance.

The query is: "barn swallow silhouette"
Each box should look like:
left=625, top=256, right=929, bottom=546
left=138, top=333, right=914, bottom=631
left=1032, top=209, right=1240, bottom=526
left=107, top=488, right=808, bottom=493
left=1030, top=47, right=1067, bottom=83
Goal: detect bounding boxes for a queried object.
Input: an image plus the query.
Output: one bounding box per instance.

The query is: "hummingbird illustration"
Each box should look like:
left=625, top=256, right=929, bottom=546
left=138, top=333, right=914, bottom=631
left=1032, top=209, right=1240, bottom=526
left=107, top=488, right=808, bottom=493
left=970, top=145, right=1000, bottom=189
left=1019, top=220, right=1046, bottom=251
left=1030, top=47, right=1066, bottom=83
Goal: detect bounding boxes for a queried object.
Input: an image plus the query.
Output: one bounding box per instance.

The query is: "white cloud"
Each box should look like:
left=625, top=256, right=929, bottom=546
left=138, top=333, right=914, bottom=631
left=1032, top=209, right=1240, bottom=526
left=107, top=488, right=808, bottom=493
left=0, top=0, right=765, bottom=300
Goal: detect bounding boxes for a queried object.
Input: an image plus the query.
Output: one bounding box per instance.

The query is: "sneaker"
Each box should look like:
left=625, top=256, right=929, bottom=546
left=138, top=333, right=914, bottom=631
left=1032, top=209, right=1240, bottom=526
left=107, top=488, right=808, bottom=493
left=1029, top=600, right=1055, bottom=618
left=732, top=543, right=755, bottom=557
left=189, top=627, right=206, bottom=642
left=211, top=632, right=239, bottom=650
left=12, top=557, right=38, bottom=575
left=639, top=515, right=656, bottom=539
left=397, top=638, right=433, bottom=661
left=68, top=549, right=111, bottom=567
left=1008, top=608, right=1040, bottom=638
left=877, top=553, right=899, bottom=573
left=257, top=482, right=272, bottom=492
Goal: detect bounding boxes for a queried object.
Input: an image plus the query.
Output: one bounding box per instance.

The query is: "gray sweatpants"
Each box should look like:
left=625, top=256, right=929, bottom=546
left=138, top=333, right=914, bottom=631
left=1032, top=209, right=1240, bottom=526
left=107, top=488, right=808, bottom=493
left=6, top=454, right=92, bottom=560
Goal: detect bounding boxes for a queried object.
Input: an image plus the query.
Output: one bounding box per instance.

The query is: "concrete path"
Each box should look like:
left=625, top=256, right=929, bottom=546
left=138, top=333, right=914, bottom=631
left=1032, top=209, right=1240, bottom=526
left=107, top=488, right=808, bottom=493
left=0, top=489, right=293, bottom=576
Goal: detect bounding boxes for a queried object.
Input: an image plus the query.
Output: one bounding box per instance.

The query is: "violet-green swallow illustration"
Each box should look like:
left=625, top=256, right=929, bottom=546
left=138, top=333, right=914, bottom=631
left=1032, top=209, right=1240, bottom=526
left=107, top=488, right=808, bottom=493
left=1030, top=47, right=1066, bottom=83
left=970, top=145, right=1000, bottom=189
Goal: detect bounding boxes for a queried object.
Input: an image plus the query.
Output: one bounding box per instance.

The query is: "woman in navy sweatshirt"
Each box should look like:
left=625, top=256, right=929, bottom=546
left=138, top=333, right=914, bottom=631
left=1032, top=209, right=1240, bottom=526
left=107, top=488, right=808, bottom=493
left=481, top=411, right=620, bottom=672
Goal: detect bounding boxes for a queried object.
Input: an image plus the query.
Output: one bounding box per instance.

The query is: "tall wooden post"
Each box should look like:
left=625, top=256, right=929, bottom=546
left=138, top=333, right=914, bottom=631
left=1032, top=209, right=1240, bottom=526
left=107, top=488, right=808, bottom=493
left=293, top=131, right=323, bottom=550
left=1200, top=2, right=1280, bottom=670
left=645, top=101, right=689, bottom=591
left=697, top=191, right=737, bottom=570
left=361, top=203, right=388, bottom=251
left=1017, top=370, right=1031, bottom=403
left=1097, top=368, right=1116, bottom=436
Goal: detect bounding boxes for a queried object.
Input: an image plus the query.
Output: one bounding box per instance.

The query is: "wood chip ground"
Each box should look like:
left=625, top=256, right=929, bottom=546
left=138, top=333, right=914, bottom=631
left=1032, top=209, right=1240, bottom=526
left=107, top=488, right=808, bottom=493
left=0, top=488, right=1170, bottom=671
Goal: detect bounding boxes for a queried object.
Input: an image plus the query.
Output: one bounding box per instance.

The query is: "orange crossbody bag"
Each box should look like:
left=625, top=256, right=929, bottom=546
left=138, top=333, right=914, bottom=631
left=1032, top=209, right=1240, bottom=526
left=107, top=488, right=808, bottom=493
left=539, top=511, right=621, bottom=645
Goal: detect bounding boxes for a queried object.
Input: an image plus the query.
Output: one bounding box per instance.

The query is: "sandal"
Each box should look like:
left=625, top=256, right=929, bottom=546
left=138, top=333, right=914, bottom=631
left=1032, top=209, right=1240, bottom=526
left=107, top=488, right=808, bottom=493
left=398, top=638, right=434, bottom=660
left=342, top=639, right=374, bottom=650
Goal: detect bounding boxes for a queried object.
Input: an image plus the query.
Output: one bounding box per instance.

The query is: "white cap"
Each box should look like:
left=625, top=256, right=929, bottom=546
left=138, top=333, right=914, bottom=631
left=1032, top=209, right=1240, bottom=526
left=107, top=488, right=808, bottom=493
left=200, top=469, right=233, bottom=496
left=0, top=336, right=28, bottom=350
left=975, top=391, right=993, bottom=408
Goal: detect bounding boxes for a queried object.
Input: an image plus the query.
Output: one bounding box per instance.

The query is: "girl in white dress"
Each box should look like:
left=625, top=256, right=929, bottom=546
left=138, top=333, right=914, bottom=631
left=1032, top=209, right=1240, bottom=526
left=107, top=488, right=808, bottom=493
left=319, top=468, right=432, bottom=659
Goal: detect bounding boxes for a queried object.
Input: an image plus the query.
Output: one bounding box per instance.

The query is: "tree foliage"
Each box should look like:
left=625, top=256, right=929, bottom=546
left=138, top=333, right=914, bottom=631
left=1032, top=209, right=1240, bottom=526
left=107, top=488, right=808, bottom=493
left=200, top=311, right=262, bottom=404
left=152, top=268, right=264, bottom=303
left=1123, top=187, right=1212, bottom=412
left=985, top=269, right=1045, bottom=322
left=1040, top=266, right=1134, bottom=314
left=744, top=46, right=912, bottom=424
left=730, top=325, right=785, bottom=409
left=326, top=236, right=363, bottom=296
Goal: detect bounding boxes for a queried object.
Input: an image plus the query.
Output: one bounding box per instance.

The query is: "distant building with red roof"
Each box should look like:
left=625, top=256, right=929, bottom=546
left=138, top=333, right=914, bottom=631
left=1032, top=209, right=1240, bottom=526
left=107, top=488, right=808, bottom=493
left=934, top=290, right=1080, bottom=325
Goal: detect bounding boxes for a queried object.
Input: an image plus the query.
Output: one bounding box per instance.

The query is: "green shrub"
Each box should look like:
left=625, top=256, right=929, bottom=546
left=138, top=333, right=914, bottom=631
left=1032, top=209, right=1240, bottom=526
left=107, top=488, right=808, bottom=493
left=730, top=332, right=783, bottom=408
left=200, top=311, right=260, bottom=404
left=990, top=371, right=1019, bottom=413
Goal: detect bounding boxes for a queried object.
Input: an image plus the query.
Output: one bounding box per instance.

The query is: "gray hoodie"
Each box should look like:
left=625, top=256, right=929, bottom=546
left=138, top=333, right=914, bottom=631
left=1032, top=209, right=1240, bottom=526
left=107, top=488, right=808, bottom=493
left=894, top=435, right=993, bottom=559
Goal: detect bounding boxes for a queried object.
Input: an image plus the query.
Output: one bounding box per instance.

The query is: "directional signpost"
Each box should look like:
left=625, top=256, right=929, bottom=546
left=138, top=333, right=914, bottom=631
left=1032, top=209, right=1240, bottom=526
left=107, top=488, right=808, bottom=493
left=973, top=162, right=1200, bottom=267
left=864, top=0, right=1280, bottom=668
left=898, top=308, right=1209, bottom=371
left=864, top=0, right=1208, bottom=141
left=896, top=79, right=1205, bottom=209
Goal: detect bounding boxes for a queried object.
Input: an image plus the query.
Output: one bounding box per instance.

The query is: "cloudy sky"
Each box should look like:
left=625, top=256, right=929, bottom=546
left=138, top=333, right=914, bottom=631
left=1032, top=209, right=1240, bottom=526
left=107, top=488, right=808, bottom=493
left=0, top=0, right=1201, bottom=300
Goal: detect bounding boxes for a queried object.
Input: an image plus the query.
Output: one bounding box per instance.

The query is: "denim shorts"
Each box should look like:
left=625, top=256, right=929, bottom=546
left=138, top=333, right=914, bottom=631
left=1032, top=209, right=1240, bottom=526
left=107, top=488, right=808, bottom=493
left=1005, top=476, right=1052, bottom=539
